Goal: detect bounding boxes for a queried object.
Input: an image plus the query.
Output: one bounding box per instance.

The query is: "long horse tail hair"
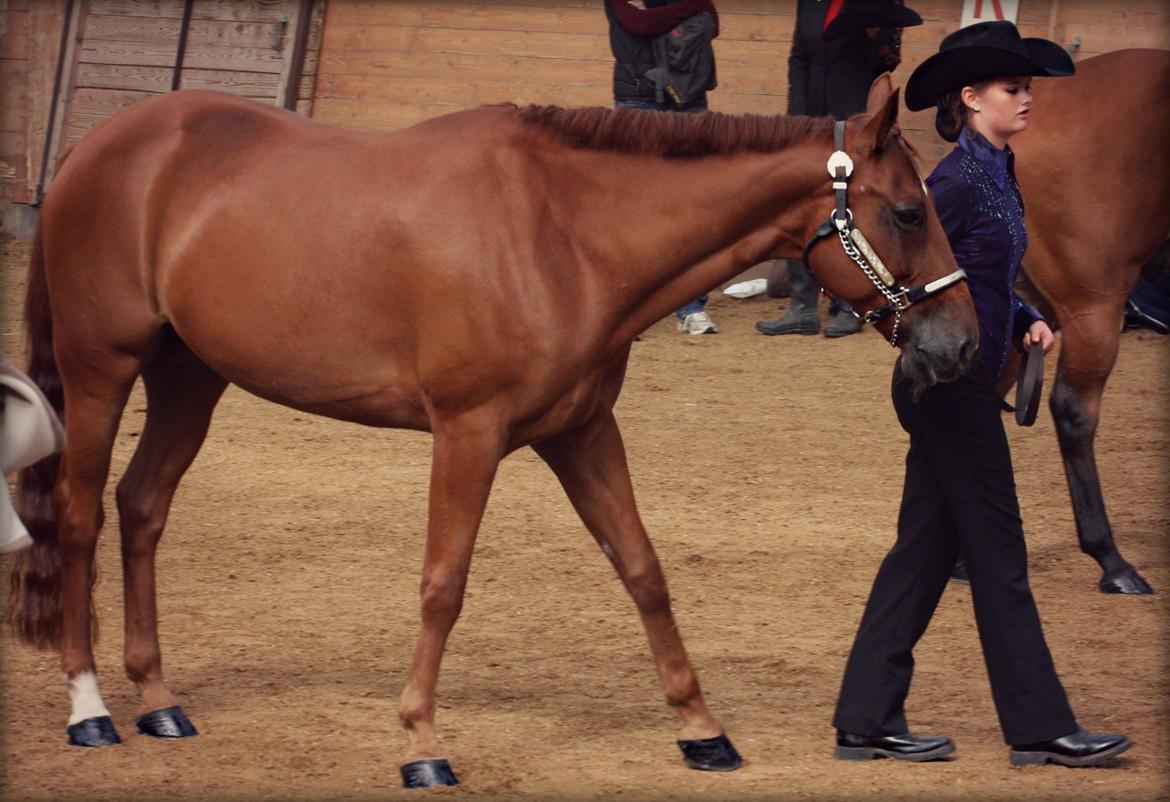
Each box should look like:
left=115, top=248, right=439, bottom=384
left=6, top=219, right=74, bottom=650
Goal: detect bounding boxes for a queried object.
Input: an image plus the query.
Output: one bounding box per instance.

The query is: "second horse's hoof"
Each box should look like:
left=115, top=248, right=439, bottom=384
left=136, top=706, right=199, bottom=739
left=1100, top=568, right=1154, bottom=595
left=677, top=733, right=743, bottom=772
left=401, top=759, right=460, bottom=789
left=67, top=715, right=122, bottom=747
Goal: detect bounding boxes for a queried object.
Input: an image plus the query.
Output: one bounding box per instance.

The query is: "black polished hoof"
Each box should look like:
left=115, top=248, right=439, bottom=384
left=67, top=715, right=122, bottom=747
left=401, top=759, right=460, bottom=789
left=677, top=733, right=743, bottom=772
left=1100, top=569, right=1154, bottom=595
left=136, top=705, right=198, bottom=739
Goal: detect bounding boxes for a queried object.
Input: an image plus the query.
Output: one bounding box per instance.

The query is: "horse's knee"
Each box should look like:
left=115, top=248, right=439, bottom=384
left=419, top=571, right=466, bottom=625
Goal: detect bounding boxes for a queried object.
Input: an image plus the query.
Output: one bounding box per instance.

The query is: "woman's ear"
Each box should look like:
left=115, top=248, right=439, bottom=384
left=960, top=85, right=980, bottom=112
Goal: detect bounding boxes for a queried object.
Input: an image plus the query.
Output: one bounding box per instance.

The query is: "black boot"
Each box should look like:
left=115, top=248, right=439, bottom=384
left=757, top=261, right=820, bottom=335
left=825, top=302, right=863, bottom=338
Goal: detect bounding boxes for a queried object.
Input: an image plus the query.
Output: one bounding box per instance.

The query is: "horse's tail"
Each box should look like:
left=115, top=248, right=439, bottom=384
left=6, top=221, right=69, bottom=651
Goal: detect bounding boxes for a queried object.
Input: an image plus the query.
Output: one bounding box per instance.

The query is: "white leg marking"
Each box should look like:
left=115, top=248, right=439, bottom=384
left=64, top=671, right=112, bottom=725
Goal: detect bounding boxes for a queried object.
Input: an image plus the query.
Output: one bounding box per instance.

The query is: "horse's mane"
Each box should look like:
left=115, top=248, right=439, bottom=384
left=518, top=104, right=834, bottom=158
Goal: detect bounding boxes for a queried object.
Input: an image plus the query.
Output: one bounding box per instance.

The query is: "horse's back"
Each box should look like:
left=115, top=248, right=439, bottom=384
left=1016, top=49, right=1170, bottom=281
left=38, top=91, right=586, bottom=428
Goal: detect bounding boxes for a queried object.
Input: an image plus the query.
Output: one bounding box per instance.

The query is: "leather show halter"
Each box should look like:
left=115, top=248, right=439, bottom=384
left=802, top=120, right=968, bottom=347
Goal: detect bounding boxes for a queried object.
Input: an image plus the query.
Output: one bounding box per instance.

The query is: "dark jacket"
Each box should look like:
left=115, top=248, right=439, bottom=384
left=605, top=0, right=719, bottom=103
left=788, top=0, right=903, bottom=119
left=927, top=127, right=1044, bottom=382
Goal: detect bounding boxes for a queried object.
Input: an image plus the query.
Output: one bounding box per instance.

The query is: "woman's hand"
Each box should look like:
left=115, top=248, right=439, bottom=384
left=1023, top=320, right=1056, bottom=354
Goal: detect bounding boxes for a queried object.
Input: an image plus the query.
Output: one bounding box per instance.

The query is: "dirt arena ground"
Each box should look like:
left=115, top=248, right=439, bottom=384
left=1, top=235, right=1167, bottom=802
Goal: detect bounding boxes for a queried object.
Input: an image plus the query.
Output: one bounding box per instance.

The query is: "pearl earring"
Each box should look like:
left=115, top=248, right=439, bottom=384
left=973, top=105, right=981, bottom=112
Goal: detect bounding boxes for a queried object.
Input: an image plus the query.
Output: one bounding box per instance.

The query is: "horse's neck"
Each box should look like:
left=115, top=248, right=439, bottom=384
left=556, top=144, right=828, bottom=338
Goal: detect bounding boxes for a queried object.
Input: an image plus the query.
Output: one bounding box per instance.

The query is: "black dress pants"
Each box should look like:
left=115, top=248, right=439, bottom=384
left=832, top=361, right=1079, bottom=745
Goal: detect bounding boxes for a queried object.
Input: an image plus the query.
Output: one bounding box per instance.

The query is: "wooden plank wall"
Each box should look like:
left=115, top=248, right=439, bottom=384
left=313, top=0, right=1170, bottom=169
left=0, top=0, right=68, bottom=204
left=0, top=0, right=32, bottom=202
left=66, top=0, right=327, bottom=145
left=1, top=0, right=327, bottom=206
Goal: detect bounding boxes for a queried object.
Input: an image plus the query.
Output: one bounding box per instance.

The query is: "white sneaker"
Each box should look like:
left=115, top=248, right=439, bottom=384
left=678, top=311, right=718, bottom=335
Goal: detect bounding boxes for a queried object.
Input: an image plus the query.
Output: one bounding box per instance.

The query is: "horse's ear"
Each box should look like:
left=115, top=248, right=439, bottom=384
left=862, top=75, right=900, bottom=155
left=865, top=72, right=895, bottom=117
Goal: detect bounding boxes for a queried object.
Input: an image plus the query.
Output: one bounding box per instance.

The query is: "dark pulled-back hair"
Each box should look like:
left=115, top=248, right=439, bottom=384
left=935, top=90, right=967, bottom=142
left=934, top=80, right=992, bottom=142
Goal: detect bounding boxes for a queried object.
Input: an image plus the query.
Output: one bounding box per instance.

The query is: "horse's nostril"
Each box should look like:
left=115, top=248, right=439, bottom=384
left=958, top=338, right=976, bottom=365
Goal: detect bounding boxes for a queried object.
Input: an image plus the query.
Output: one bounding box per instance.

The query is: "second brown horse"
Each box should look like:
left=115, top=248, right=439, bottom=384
left=1013, top=49, right=1170, bottom=595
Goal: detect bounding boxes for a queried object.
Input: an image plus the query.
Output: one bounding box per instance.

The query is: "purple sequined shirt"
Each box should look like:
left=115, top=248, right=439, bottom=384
left=926, top=127, right=1044, bottom=382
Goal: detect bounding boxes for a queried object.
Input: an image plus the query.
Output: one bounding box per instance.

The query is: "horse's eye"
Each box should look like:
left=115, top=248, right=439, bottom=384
left=893, top=206, right=925, bottom=231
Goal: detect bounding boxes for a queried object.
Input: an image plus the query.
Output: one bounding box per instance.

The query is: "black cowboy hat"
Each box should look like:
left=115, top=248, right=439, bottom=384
left=905, top=21, right=1075, bottom=111
left=824, top=0, right=923, bottom=42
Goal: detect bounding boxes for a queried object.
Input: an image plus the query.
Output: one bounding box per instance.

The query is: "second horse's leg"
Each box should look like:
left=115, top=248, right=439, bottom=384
left=533, top=409, right=741, bottom=772
left=1050, top=306, right=1153, bottom=594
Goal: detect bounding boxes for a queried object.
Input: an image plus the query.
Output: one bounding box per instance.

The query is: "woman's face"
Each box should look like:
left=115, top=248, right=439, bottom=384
left=965, top=76, right=1033, bottom=145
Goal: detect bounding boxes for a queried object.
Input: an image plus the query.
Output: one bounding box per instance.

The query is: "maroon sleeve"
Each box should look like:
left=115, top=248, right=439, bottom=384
left=607, top=0, right=704, bottom=38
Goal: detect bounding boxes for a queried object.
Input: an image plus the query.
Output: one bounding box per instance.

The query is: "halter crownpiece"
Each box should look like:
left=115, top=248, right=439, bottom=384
left=802, top=120, right=967, bottom=347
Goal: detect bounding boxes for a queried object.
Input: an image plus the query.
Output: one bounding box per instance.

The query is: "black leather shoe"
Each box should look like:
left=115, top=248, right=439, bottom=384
left=835, top=730, right=955, bottom=762
left=1010, top=730, right=1131, bottom=767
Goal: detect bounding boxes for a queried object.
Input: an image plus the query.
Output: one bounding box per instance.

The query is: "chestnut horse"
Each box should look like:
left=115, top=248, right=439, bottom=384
left=8, top=77, right=976, bottom=785
left=1012, top=49, right=1170, bottom=595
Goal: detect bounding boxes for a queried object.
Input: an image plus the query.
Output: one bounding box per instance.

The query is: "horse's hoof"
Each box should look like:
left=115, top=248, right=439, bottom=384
left=67, top=715, right=122, bottom=747
left=401, top=759, right=460, bottom=789
left=136, top=705, right=199, bottom=739
left=1100, top=569, right=1155, bottom=595
left=677, top=733, right=743, bottom=772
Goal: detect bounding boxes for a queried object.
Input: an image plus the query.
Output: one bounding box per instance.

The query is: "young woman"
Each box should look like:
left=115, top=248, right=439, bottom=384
left=829, top=21, right=1132, bottom=768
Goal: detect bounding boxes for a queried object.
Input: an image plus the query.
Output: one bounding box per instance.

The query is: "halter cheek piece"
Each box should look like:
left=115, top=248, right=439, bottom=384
left=801, top=121, right=968, bottom=347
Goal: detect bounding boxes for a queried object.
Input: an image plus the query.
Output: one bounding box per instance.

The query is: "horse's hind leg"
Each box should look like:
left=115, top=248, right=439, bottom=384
left=533, top=409, right=741, bottom=772
left=1050, top=304, right=1153, bottom=595
left=55, top=354, right=144, bottom=747
left=397, top=413, right=504, bottom=788
left=115, top=334, right=228, bottom=738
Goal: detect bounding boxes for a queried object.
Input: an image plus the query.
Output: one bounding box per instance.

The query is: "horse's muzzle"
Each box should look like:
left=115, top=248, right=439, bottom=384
left=900, top=330, right=976, bottom=393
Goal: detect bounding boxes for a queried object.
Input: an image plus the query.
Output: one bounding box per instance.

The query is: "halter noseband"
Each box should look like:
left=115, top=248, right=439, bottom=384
left=801, top=120, right=967, bottom=347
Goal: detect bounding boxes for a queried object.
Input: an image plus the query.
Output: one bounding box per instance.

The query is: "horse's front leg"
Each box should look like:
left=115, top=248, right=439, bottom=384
left=533, top=409, right=742, bottom=772
left=398, top=414, right=504, bottom=788
left=1050, top=306, right=1153, bottom=594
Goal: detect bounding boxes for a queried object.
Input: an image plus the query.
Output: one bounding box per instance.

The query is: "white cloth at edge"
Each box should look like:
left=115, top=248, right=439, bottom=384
left=1, top=353, right=65, bottom=553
